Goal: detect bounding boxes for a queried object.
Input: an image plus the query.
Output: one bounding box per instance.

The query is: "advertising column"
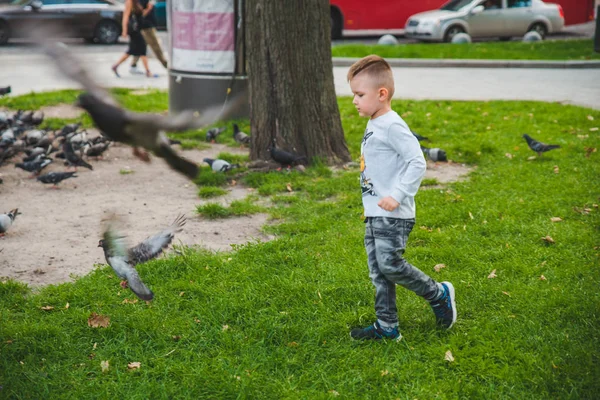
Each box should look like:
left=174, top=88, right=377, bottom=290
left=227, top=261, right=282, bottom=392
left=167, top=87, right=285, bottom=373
left=168, top=0, right=248, bottom=116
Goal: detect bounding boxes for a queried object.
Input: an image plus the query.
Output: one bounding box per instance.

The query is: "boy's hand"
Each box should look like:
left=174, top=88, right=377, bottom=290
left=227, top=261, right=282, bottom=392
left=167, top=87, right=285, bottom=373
left=378, top=196, right=399, bottom=212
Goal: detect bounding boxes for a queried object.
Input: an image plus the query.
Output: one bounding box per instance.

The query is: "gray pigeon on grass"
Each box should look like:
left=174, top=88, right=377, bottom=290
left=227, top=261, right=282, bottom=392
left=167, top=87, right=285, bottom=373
left=98, top=214, right=186, bottom=300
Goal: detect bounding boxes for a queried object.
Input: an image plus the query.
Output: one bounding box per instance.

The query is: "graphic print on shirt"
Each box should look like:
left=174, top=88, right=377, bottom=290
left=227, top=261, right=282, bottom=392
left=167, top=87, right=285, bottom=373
left=360, top=129, right=377, bottom=197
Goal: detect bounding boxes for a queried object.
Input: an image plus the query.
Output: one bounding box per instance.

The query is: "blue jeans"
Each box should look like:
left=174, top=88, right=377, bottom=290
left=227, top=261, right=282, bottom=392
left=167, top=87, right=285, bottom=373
left=364, top=217, right=440, bottom=324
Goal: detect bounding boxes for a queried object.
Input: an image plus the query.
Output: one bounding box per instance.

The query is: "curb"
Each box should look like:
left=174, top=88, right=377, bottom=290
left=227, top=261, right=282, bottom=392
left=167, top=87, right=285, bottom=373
left=332, top=57, right=600, bottom=69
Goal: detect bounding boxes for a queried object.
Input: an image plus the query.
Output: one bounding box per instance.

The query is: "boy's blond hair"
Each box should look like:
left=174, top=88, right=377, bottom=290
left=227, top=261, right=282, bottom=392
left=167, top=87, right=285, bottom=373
left=347, top=55, right=395, bottom=100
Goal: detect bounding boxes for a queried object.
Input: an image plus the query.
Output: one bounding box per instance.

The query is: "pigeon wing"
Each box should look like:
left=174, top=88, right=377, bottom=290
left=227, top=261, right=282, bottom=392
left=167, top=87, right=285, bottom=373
left=42, top=42, right=118, bottom=107
left=122, top=263, right=154, bottom=301
left=154, top=139, right=199, bottom=180
left=128, top=215, right=186, bottom=265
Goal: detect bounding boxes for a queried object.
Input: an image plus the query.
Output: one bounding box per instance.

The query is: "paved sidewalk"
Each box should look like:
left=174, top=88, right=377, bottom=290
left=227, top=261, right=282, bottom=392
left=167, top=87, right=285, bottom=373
left=2, top=48, right=600, bottom=110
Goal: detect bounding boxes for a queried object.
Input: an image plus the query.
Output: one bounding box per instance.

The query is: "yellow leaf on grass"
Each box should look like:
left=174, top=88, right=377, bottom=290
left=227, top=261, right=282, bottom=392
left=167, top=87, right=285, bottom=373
left=286, top=183, right=293, bottom=192
left=550, top=217, right=563, bottom=222
left=540, top=275, right=547, bottom=281
left=381, top=370, right=389, bottom=376
left=587, top=115, right=594, bottom=121
left=590, top=127, right=599, bottom=132
left=553, top=166, right=559, bottom=174
left=527, top=156, right=537, bottom=161
left=542, top=236, right=555, bottom=244
left=122, top=298, right=138, bottom=304
left=100, top=360, right=109, bottom=372
left=87, top=313, right=110, bottom=328
left=505, top=153, right=513, bottom=159
left=222, top=324, right=230, bottom=331
left=434, top=264, right=446, bottom=273
left=328, top=390, right=340, bottom=396
left=40, top=306, right=54, bottom=311
left=444, top=350, right=455, bottom=362
left=127, top=362, right=141, bottom=370
left=469, top=212, right=474, bottom=220
left=487, top=269, right=497, bottom=279
left=65, top=302, right=70, bottom=309
left=502, top=291, right=511, bottom=297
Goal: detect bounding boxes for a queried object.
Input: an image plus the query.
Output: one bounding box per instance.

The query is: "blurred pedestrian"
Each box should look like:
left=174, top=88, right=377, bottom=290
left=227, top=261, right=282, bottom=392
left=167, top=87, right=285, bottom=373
left=111, top=0, right=157, bottom=78
left=129, top=0, right=168, bottom=74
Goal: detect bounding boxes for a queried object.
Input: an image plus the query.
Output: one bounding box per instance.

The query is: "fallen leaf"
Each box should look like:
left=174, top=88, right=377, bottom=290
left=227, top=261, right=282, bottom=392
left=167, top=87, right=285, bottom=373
left=550, top=217, right=563, bottom=222
left=542, top=236, right=555, bottom=244
left=65, top=302, right=70, bottom=309
left=578, top=134, right=589, bottom=139
left=222, top=324, right=230, bottom=331
left=286, top=183, right=293, bottom=192
left=40, top=306, right=54, bottom=311
left=505, top=153, right=513, bottom=159
left=328, top=390, right=340, bottom=396
left=88, top=313, right=110, bottom=328
left=194, top=318, right=201, bottom=324
left=527, top=156, right=537, bottom=161
left=444, top=350, right=455, bottom=362
left=127, top=362, right=141, bottom=370
left=179, top=292, right=185, bottom=297
left=420, top=226, right=433, bottom=232
left=552, top=362, right=559, bottom=369
left=100, top=360, right=109, bottom=372
left=585, top=147, right=597, bottom=158
left=487, top=269, right=497, bottom=279
left=93, top=342, right=97, bottom=350
left=469, top=212, right=474, bottom=220
left=590, top=127, right=599, bottom=132
left=573, top=206, right=591, bottom=215
left=502, top=291, right=511, bottom=297
left=540, top=275, right=547, bottom=281
left=553, top=165, right=559, bottom=174
left=381, top=370, right=389, bottom=376
left=230, top=179, right=237, bottom=186
left=172, top=335, right=181, bottom=341
left=587, top=115, right=594, bottom=121
left=122, top=298, right=138, bottom=304
left=287, top=341, right=298, bottom=347
left=88, top=353, right=96, bottom=359
left=434, top=264, right=446, bottom=273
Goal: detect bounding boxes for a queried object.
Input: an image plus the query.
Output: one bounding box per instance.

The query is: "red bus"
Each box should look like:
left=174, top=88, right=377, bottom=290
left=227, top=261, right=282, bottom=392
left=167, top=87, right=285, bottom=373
left=329, top=0, right=596, bottom=38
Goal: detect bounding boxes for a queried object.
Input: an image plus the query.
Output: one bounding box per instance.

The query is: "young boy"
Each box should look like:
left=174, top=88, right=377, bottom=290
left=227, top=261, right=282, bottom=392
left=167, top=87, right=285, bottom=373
left=348, top=55, right=456, bottom=341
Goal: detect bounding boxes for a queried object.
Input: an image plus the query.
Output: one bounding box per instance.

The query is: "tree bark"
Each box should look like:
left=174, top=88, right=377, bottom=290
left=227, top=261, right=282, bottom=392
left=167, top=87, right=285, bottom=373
left=245, top=0, right=351, bottom=165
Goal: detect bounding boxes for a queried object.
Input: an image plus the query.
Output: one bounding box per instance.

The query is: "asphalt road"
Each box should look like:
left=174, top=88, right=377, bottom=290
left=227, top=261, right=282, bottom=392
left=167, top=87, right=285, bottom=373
left=1, top=26, right=599, bottom=110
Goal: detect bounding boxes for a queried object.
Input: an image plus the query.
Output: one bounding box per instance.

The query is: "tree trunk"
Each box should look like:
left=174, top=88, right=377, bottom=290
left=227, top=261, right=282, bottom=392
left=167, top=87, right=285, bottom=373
left=245, top=0, right=351, bottom=165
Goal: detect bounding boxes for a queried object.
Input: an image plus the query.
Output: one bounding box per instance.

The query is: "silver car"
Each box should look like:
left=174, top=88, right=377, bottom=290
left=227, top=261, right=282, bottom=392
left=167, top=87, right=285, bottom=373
left=405, top=0, right=565, bottom=42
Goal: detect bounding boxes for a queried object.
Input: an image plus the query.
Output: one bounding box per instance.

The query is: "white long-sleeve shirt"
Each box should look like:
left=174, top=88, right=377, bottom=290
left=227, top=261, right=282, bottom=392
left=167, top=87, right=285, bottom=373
left=360, top=110, right=426, bottom=219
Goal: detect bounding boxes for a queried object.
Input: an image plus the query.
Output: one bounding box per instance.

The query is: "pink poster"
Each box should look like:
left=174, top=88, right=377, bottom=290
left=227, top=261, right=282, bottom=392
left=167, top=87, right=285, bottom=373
left=171, top=0, right=235, bottom=73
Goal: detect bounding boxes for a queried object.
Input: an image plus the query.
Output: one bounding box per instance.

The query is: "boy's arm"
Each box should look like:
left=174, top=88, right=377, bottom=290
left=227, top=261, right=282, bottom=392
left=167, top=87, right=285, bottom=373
left=387, top=123, right=426, bottom=204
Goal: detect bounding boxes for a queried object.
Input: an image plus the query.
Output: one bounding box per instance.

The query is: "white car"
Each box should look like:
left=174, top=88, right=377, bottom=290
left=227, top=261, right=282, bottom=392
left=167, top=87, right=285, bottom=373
left=405, top=0, right=565, bottom=42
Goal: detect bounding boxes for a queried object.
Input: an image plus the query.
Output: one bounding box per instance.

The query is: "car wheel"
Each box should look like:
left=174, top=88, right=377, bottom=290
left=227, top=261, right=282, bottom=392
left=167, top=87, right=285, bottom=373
left=527, top=22, right=547, bottom=39
left=94, top=20, right=120, bottom=44
left=330, top=8, right=342, bottom=40
left=444, top=25, right=465, bottom=43
left=0, top=20, right=10, bottom=45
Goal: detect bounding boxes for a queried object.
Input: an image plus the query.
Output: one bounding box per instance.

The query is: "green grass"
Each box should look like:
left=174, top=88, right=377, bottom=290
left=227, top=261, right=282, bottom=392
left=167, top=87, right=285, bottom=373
left=332, top=39, right=600, bottom=60
left=1, top=91, right=600, bottom=398
left=198, top=186, right=228, bottom=199
left=196, top=198, right=264, bottom=219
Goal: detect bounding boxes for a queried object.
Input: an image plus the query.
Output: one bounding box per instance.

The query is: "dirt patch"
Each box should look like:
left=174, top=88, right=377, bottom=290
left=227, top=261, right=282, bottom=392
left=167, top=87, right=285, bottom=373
left=423, top=160, right=472, bottom=185
left=39, top=104, right=83, bottom=119
left=0, top=141, right=273, bottom=287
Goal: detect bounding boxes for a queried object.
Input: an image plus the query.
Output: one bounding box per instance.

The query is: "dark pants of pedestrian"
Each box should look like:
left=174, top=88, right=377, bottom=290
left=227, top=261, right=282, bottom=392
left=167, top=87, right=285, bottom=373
left=364, top=217, right=440, bottom=324
left=132, top=28, right=167, bottom=68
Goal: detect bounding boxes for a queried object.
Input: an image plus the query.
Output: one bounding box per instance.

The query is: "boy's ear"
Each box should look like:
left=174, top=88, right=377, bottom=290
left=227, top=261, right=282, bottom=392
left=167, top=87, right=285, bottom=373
left=378, top=87, right=390, bottom=102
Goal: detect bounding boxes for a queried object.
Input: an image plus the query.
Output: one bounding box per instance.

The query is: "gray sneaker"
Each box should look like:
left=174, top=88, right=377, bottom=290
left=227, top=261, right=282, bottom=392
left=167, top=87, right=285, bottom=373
left=430, top=282, right=457, bottom=329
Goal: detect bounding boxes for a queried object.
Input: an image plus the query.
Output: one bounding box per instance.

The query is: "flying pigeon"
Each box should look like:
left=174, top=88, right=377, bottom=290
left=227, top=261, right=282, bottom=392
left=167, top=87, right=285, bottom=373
left=63, top=140, right=93, bottom=170
left=522, top=134, right=560, bottom=156
left=42, top=41, right=247, bottom=181
left=36, top=171, right=77, bottom=188
left=203, top=158, right=239, bottom=172
left=233, top=124, right=251, bottom=146
left=98, top=214, right=186, bottom=300
left=270, top=140, right=307, bottom=166
left=206, top=126, right=227, bottom=142
left=0, top=208, right=19, bottom=236
left=412, top=131, right=429, bottom=142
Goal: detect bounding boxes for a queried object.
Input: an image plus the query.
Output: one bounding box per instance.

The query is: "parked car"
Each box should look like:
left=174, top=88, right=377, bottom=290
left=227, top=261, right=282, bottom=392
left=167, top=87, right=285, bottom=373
left=0, top=0, right=124, bottom=45
left=404, top=0, right=565, bottom=42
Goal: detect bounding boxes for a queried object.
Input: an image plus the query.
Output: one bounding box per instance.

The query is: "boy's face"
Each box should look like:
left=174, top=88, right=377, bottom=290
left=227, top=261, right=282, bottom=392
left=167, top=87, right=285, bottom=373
left=349, top=72, right=389, bottom=119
